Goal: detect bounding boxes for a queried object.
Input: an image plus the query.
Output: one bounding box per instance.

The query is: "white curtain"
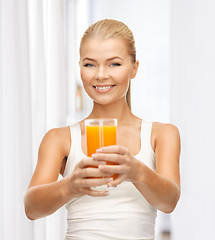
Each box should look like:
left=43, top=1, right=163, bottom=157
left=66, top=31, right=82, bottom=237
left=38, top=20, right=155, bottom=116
left=0, top=0, right=78, bottom=239
left=29, top=0, right=68, bottom=239
left=0, top=0, right=33, bottom=239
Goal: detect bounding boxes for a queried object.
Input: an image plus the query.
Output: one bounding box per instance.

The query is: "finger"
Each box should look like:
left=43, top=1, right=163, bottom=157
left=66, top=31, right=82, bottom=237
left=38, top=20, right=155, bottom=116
left=78, top=157, right=106, bottom=169
left=92, top=153, right=124, bottom=164
left=84, top=188, right=110, bottom=197
left=107, top=174, right=126, bottom=188
left=79, top=167, right=113, bottom=178
left=78, top=177, right=113, bottom=188
left=96, top=145, right=127, bottom=155
left=98, top=164, right=128, bottom=174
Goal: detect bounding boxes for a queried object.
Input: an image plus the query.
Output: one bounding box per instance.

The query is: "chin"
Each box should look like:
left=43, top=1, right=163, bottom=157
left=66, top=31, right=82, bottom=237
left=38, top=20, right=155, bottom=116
left=93, top=97, right=116, bottom=106
left=94, top=100, right=113, bottom=106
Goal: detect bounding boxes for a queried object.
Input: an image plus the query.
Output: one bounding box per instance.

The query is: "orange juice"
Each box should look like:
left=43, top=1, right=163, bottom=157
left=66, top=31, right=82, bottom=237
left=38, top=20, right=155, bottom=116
left=86, top=125, right=116, bottom=156
left=85, top=119, right=118, bottom=180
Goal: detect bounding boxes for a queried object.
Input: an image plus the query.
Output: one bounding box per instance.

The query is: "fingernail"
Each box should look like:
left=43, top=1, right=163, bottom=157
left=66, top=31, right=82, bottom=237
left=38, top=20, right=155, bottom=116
left=98, top=165, right=104, bottom=169
left=99, top=161, right=106, bottom=164
left=92, top=154, right=96, bottom=158
left=96, top=148, right=103, bottom=152
left=107, top=178, right=113, bottom=182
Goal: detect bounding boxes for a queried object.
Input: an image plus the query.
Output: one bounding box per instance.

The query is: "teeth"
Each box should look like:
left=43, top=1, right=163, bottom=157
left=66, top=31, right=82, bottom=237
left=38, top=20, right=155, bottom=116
left=95, top=86, right=112, bottom=90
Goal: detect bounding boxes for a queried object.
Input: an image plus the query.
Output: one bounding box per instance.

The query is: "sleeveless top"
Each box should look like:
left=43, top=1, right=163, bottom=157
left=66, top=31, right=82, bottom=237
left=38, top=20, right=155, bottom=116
left=63, top=120, right=157, bottom=240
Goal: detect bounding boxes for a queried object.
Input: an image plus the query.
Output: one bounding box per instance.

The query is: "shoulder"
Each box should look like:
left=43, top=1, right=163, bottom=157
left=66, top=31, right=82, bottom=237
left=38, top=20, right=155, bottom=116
left=151, top=122, right=180, bottom=152
left=152, top=122, right=180, bottom=135
left=44, top=126, right=70, bottom=138
left=28, top=126, right=71, bottom=187
left=40, top=126, right=71, bottom=157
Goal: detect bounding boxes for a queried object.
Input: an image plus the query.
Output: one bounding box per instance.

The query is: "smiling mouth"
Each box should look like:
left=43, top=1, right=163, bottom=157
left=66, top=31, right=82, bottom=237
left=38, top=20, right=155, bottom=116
left=93, top=85, right=116, bottom=92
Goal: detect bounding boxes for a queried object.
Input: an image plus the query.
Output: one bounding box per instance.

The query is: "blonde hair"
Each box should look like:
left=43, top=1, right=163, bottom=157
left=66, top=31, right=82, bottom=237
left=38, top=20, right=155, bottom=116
left=80, top=19, right=136, bottom=110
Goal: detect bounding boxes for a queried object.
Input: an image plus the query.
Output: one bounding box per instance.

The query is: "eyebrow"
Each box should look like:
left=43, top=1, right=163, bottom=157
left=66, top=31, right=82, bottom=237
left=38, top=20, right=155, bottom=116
left=82, top=56, right=124, bottom=62
left=82, top=57, right=96, bottom=62
left=107, top=56, right=124, bottom=61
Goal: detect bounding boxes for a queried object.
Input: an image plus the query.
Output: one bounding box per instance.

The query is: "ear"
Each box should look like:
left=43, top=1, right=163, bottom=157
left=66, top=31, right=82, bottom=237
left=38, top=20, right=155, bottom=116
left=131, top=60, right=139, bottom=79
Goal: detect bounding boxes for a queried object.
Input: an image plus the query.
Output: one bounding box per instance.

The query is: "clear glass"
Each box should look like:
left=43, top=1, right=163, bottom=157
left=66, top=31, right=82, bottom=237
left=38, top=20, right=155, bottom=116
left=85, top=118, right=118, bottom=190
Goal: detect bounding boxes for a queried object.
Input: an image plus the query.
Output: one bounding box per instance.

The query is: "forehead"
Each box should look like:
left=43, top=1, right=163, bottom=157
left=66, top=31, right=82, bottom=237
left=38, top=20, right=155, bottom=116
left=80, top=38, right=129, bottom=60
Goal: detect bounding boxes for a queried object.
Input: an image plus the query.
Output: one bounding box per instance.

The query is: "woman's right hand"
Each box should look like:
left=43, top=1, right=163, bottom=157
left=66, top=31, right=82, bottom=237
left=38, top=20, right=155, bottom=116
left=25, top=127, right=112, bottom=220
left=65, top=157, right=113, bottom=198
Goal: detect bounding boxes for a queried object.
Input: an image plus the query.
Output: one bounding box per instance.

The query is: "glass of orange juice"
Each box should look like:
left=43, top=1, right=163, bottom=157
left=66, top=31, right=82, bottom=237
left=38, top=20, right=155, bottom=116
left=85, top=118, right=118, bottom=184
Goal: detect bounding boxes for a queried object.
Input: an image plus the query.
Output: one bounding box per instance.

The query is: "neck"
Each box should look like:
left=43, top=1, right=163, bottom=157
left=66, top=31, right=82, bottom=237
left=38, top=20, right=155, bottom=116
left=88, top=99, right=135, bottom=124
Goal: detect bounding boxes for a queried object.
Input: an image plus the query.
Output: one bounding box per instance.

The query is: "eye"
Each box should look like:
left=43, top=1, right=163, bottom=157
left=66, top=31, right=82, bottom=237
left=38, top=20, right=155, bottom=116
left=110, top=63, right=121, bottom=67
left=83, top=63, right=95, bottom=67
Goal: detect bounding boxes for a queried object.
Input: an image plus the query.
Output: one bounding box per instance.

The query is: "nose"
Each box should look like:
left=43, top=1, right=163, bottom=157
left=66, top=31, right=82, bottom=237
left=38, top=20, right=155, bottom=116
left=95, top=66, right=109, bottom=80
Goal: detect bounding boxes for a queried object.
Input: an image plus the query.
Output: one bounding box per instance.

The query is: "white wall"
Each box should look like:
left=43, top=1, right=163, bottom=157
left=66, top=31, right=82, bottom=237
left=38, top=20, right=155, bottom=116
left=170, top=0, right=215, bottom=239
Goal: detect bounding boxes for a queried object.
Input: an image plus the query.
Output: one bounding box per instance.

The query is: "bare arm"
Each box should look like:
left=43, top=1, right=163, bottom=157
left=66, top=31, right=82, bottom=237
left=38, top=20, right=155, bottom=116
left=129, top=123, right=180, bottom=213
left=93, top=123, right=181, bottom=213
left=24, top=127, right=71, bottom=220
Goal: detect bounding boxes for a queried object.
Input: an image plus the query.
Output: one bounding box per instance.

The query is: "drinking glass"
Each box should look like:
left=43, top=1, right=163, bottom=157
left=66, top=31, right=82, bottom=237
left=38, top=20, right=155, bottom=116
left=85, top=118, right=118, bottom=187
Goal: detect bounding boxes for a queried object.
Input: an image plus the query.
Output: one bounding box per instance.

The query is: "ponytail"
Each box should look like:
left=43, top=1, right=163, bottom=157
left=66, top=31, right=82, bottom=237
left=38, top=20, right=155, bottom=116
left=126, top=82, right=131, bottom=110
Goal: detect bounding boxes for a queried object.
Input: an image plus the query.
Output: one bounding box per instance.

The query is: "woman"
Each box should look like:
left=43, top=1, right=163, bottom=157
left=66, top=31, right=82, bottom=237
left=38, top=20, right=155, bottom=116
left=24, top=19, right=181, bottom=240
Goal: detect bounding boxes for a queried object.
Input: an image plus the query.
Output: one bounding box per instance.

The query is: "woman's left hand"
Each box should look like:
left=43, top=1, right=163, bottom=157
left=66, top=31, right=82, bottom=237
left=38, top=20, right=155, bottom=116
left=92, top=145, right=140, bottom=187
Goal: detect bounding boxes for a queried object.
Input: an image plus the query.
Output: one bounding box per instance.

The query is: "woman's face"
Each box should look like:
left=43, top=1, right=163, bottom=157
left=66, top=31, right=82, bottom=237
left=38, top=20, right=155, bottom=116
left=80, top=37, right=138, bottom=106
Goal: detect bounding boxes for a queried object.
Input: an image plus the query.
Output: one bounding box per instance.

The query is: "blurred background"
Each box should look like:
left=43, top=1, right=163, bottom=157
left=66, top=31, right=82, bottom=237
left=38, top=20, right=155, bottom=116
left=1, top=0, right=215, bottom=239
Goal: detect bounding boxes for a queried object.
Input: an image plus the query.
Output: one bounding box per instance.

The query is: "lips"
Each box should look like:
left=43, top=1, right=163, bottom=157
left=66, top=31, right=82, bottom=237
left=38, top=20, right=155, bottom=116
left=93, top=85, right=116, bottom=93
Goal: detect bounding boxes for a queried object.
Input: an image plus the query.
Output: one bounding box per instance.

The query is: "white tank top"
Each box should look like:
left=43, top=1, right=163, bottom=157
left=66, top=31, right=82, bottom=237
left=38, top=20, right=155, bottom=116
left=63, top=120, right=157, bottom=240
